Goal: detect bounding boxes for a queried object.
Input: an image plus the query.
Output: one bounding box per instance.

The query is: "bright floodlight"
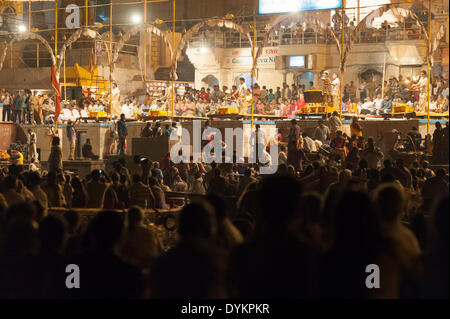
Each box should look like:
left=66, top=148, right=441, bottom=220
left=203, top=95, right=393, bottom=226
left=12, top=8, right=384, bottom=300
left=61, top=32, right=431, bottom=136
left=18, top=25, right=27, bottom=33
left=131, top=14, right=142, bottom=24
left=200, top=47, right=208, bottom=54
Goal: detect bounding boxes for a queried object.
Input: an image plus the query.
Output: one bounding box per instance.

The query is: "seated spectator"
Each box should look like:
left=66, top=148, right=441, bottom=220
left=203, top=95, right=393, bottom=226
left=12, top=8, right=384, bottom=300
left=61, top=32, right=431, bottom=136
left=82, top=138, right=99, bottom=160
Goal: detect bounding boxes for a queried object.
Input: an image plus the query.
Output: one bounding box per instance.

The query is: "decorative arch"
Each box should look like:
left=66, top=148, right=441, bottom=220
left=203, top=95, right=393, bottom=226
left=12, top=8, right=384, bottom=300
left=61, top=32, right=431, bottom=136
left=0, top=32, right=56, bottom=71
left=58, top=27, right=111, bottom=77
left=173, top=18, right=253, bottom=80
left=344, top=4, right=430, bottom=68
left=255, top=14, right=340, bottom=68
left=114, top=23, right=173, bottom=65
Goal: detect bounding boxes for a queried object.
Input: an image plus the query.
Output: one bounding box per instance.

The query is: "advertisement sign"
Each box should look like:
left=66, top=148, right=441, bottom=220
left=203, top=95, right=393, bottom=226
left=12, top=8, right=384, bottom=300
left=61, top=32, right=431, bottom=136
left=258, top=0, right=341, bottom=14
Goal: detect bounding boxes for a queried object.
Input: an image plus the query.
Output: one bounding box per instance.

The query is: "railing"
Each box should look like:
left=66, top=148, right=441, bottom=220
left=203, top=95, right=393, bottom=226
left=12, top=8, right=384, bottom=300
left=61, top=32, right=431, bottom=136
left=187, top=26, right=426, bottom=49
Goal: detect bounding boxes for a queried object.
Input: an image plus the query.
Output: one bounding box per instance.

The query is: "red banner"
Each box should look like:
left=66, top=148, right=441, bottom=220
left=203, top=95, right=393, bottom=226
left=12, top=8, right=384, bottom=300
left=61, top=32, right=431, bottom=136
left=442, top=48, right=449, bottom=66
left=51, top=65, right=62, bottom=121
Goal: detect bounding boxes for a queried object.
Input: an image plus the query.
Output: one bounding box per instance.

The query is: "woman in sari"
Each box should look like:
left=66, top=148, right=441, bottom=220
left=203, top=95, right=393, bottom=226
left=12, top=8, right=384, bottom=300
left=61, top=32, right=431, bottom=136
left=350, top=116, right=363, bottom=137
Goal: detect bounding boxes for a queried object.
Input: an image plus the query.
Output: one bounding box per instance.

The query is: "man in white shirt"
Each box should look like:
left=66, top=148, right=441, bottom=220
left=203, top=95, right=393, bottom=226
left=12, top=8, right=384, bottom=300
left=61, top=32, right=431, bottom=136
left=331, top=73, right=340, bottom=108
left=302, top=132, right=318, bottom=152
left=373, top=94, right=384, bottom=115
left=71, top=107, right=80, bottom=120
left=61, top=104, right=73, bottom=123
left=360, top=97, right=376, bottom=115
left=314, top=120, right=331, bottom=144
left=80, top=106, right=89, bottom=118
left=121, top=102, right=130, bottom=118
left=415, top=70, right=428, bottom=112
left=238, top=77, right=248, bottom=97
left=328, top=111, right=342, bottom=139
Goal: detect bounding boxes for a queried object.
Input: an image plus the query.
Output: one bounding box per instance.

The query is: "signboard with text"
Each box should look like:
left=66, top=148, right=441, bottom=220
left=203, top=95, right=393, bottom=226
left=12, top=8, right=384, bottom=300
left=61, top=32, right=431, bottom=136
left=258, top=0, right=341, bottom=14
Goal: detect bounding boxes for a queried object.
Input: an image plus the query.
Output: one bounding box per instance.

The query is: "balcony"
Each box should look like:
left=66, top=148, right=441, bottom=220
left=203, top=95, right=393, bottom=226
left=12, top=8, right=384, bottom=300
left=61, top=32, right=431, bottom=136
left=186, top=25, right=427, bottom=49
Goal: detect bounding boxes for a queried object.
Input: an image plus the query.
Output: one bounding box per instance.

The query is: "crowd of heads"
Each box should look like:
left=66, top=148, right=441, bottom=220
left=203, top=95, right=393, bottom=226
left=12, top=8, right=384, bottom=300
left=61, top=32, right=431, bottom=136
left=0, top=113, right=448, bottom=298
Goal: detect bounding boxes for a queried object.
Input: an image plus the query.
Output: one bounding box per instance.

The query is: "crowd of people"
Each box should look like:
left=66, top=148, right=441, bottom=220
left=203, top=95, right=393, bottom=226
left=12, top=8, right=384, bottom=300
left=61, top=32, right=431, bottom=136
left=0, top=111, right=448, bottom=298
left=123, top=73, right=449, bottom=118
left=2, top=71, right=448, bottom=125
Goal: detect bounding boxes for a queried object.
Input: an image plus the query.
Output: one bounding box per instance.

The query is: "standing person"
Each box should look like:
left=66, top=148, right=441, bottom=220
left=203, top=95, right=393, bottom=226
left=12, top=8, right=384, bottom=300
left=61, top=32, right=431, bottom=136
left=328, top=111, right=342, bottom=140
left=250, top=124, right=266, bottom=164
left=117, top=113, right=128, bottom=155
left=414, top=70, right=428, bottom=112
left=29, top=91, right=41, bottom=124
left=13, top=91, right=24, bottom=123
left=360, top=137, right=384, bottom=169
left=359, top=80, right=367, bottom=102
left=28, top=129, right=38, bottom=162
left=238, top=77, right=248, bottom=97
left=66, top=118, right=80, bottom=160
left=282, top=82, right=291, bottom=100
left=24, top=90, right=32, bottom=124
left=348, top=81, right=357, bottom=101
left=367, top=77, right=377, bottom=100
left=2, top=91, right=12, bottom=121
left=287, top=119, right=302, bottom=171
left=48, top=136, right=63, bottom=173
left=314, top=120, right=331, bottom=144
left=331, top=73, right=340, bottom=109
left=111, top=82, right=121, bottom=116
left=432, top=121, right=444, bottom=164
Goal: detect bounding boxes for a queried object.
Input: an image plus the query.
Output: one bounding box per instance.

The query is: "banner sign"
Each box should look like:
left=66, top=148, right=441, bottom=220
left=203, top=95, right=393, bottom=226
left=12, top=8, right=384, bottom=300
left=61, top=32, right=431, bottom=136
left=258, top=0, right=341, bottom=14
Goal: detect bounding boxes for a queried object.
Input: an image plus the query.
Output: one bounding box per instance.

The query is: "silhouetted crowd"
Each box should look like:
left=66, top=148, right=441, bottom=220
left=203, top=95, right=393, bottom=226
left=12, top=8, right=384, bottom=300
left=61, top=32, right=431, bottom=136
left=0, top=136, right=448, bottom=298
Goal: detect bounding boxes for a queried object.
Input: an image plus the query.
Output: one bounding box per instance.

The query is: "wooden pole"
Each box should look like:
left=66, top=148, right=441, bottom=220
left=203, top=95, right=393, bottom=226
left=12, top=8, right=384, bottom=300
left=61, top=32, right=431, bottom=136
left=64, top=52, right=67, bottom=104
left=339, top=3, right=345, bottom=120
left=357, top=0, right=360, bottom=24
left=85, top=0, right=88, bottom=26
left=251, top=13, right=256, bottom=128
left=55, top=0, right=58, bottom=58
left=171, top=0, right=175, bottom=118
left=381, top=52, right=386, bottom=99
left=427, top=0, right=431, bottom=134
left=144, top=0, right=147, bottom=81
left=28, top=0, right=31, bottom=30
left=109, top=0, right=113, bottom=120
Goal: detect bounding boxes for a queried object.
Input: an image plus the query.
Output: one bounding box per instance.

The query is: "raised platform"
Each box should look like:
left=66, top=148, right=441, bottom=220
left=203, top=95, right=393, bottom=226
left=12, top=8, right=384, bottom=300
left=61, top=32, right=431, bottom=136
left=5, top=116, right=446, bottom=167
left=41, top=160, right=105, bottom=178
